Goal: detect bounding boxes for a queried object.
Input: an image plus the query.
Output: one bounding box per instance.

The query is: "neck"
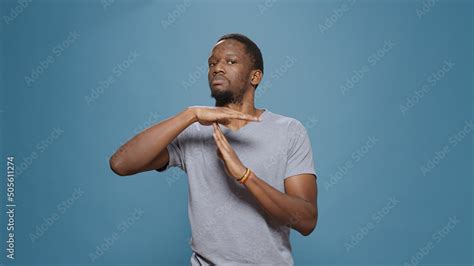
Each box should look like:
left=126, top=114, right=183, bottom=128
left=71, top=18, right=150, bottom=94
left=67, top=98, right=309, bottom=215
left=222, top=102, right=256, bottom=115
left=215, top=89, right=261, bottom=130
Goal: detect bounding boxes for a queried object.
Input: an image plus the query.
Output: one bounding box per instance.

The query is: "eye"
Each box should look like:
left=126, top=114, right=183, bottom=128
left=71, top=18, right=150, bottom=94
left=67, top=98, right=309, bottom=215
left=227, top=60, right=236, bottom=65
left=209, top=62, right=215, bottom=67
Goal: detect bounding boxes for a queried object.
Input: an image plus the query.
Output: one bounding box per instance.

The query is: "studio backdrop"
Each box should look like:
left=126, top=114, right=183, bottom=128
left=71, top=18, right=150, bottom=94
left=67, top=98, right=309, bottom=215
left=0, top=0, right=472, bottom=265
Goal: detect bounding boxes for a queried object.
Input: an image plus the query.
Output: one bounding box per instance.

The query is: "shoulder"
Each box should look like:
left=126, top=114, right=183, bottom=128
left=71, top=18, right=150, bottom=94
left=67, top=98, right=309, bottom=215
left=265, top=110, right=307, bottom=132
left=265, top=111, right=311, bottom=150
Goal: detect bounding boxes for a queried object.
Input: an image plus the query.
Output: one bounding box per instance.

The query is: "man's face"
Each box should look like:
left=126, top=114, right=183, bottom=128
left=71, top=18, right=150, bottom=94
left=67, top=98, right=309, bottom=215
left=208, top=39, right=254, bottom=106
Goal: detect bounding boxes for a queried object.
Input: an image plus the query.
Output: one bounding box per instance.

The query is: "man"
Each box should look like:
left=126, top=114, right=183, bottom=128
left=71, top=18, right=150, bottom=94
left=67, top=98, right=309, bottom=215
left=109, top=33, right=318, bottom=265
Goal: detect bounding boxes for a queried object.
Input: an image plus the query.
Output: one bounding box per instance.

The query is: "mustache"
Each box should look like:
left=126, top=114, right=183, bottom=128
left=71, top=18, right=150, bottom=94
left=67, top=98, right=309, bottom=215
left=211, top=74, right=228, bottom=82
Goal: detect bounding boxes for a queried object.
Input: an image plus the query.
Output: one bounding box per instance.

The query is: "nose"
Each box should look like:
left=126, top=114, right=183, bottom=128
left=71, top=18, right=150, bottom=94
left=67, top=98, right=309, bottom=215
left=212, top=61, right=225, bottom=76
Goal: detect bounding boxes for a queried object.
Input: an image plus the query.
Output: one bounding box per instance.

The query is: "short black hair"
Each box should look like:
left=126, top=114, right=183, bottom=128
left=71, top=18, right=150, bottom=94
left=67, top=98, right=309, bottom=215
left=217, top=33, right=264, bottom=76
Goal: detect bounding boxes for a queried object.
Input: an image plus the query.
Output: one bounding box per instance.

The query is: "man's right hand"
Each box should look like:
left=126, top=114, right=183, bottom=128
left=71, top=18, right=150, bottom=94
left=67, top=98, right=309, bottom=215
left=109, top=106, right=260, bottom=176
left=188, top=106, right=261, bottom=126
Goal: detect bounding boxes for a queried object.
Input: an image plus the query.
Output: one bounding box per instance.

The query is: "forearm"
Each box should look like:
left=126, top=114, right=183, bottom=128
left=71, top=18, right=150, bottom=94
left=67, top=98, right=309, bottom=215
left=243, top=172, right=317, bottom=236
left=109, top=108, right=196, bottom=175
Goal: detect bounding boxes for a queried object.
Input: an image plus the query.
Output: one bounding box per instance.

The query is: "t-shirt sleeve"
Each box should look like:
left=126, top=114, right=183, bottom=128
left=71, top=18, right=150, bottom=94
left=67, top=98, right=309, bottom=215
left=156, top=131, right=186, bottom=172
left=284, top=120, right=317, bottom=180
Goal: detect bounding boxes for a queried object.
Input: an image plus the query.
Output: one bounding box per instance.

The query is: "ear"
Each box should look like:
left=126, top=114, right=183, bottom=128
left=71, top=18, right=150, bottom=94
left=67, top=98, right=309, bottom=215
left=250, top=69, right=263, bottom=88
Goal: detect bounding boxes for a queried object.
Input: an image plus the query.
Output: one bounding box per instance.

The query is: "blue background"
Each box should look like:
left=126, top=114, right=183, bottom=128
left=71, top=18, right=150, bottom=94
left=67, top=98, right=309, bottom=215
left=0, top=0, right=472, bottom=265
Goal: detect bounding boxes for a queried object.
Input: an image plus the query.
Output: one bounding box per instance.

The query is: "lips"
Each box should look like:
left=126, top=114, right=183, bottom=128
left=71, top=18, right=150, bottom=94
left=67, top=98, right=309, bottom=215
left=212, top=75, right=227, bottom=86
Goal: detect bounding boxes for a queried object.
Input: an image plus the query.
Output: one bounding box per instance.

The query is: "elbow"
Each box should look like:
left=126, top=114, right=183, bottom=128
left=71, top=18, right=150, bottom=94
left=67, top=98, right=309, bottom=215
left=109, top=157, right=130, bottom=176
left=300, top=220, right=317, bottom=236
left=299, top=209, right=318, bottom=237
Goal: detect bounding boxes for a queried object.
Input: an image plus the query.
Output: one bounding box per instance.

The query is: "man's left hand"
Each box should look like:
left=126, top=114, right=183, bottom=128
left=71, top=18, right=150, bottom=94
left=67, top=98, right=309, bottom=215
left=212, top=122, right=247, bottom=180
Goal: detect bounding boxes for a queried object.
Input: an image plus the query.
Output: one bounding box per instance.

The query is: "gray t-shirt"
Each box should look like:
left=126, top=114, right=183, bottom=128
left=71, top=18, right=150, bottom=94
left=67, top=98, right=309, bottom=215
left=158, top=108, right=317, bottom=265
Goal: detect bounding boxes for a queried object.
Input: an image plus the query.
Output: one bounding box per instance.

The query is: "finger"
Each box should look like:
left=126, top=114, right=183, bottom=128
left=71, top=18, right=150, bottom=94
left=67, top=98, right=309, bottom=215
left=213, top=123, right=225, bottom=140
left=231, top=110, right=261, bottom=121
left=216, top=125, right=227, bottom=140
left=213, top=123, right=230, bottom=147
left=222, top=110, right=260, bottom=122
left=213, top=124, right=224, bottom=144
left=221, top=113, right=257, bottom=122
left=216, top=148, right=223, bottom=160
left=213, top=125, right=231, bottom=153
left=234, top=113, right=261, bottom=122
left=215, top=124, right=230, bottom=146
left=213, top=130, right=227, bottom=156
left=212, top=123, right=224, bottom=140
left=213, top=123, right=223, bottom=144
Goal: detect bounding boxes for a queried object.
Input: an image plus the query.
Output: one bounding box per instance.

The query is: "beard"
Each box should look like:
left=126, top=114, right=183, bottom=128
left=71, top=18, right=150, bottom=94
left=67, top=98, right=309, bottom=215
left=210, top=86, right=244, bottom=107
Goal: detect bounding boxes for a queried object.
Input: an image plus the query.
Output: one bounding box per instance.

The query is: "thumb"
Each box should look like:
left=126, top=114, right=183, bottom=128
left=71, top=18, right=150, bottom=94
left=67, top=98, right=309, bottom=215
left=217, top=118, right=231, bottom=125
left=216, top=148, right=224, bottom=160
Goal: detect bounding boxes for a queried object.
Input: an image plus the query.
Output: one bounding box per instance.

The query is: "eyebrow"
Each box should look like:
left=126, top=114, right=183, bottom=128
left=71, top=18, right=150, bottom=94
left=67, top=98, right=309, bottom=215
left=208, top=53, right=240, bottom=61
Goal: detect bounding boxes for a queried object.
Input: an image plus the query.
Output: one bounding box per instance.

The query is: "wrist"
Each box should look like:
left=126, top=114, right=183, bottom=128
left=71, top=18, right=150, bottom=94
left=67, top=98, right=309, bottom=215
left=236, top=167, right=252, bottom=185
left=242, top=170, right=254, bottom=185
left=239, top=169, right=254, bottom=186
left=184, top=107, right=198, bottom=124
left=235, top=166, right=248, bottom=181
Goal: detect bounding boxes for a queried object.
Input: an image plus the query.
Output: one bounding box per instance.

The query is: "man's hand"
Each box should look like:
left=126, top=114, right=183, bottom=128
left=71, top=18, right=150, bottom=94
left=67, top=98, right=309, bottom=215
left=189, top=106, right=260, bottom=126
left=212, top=122, right=247, bottom=180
